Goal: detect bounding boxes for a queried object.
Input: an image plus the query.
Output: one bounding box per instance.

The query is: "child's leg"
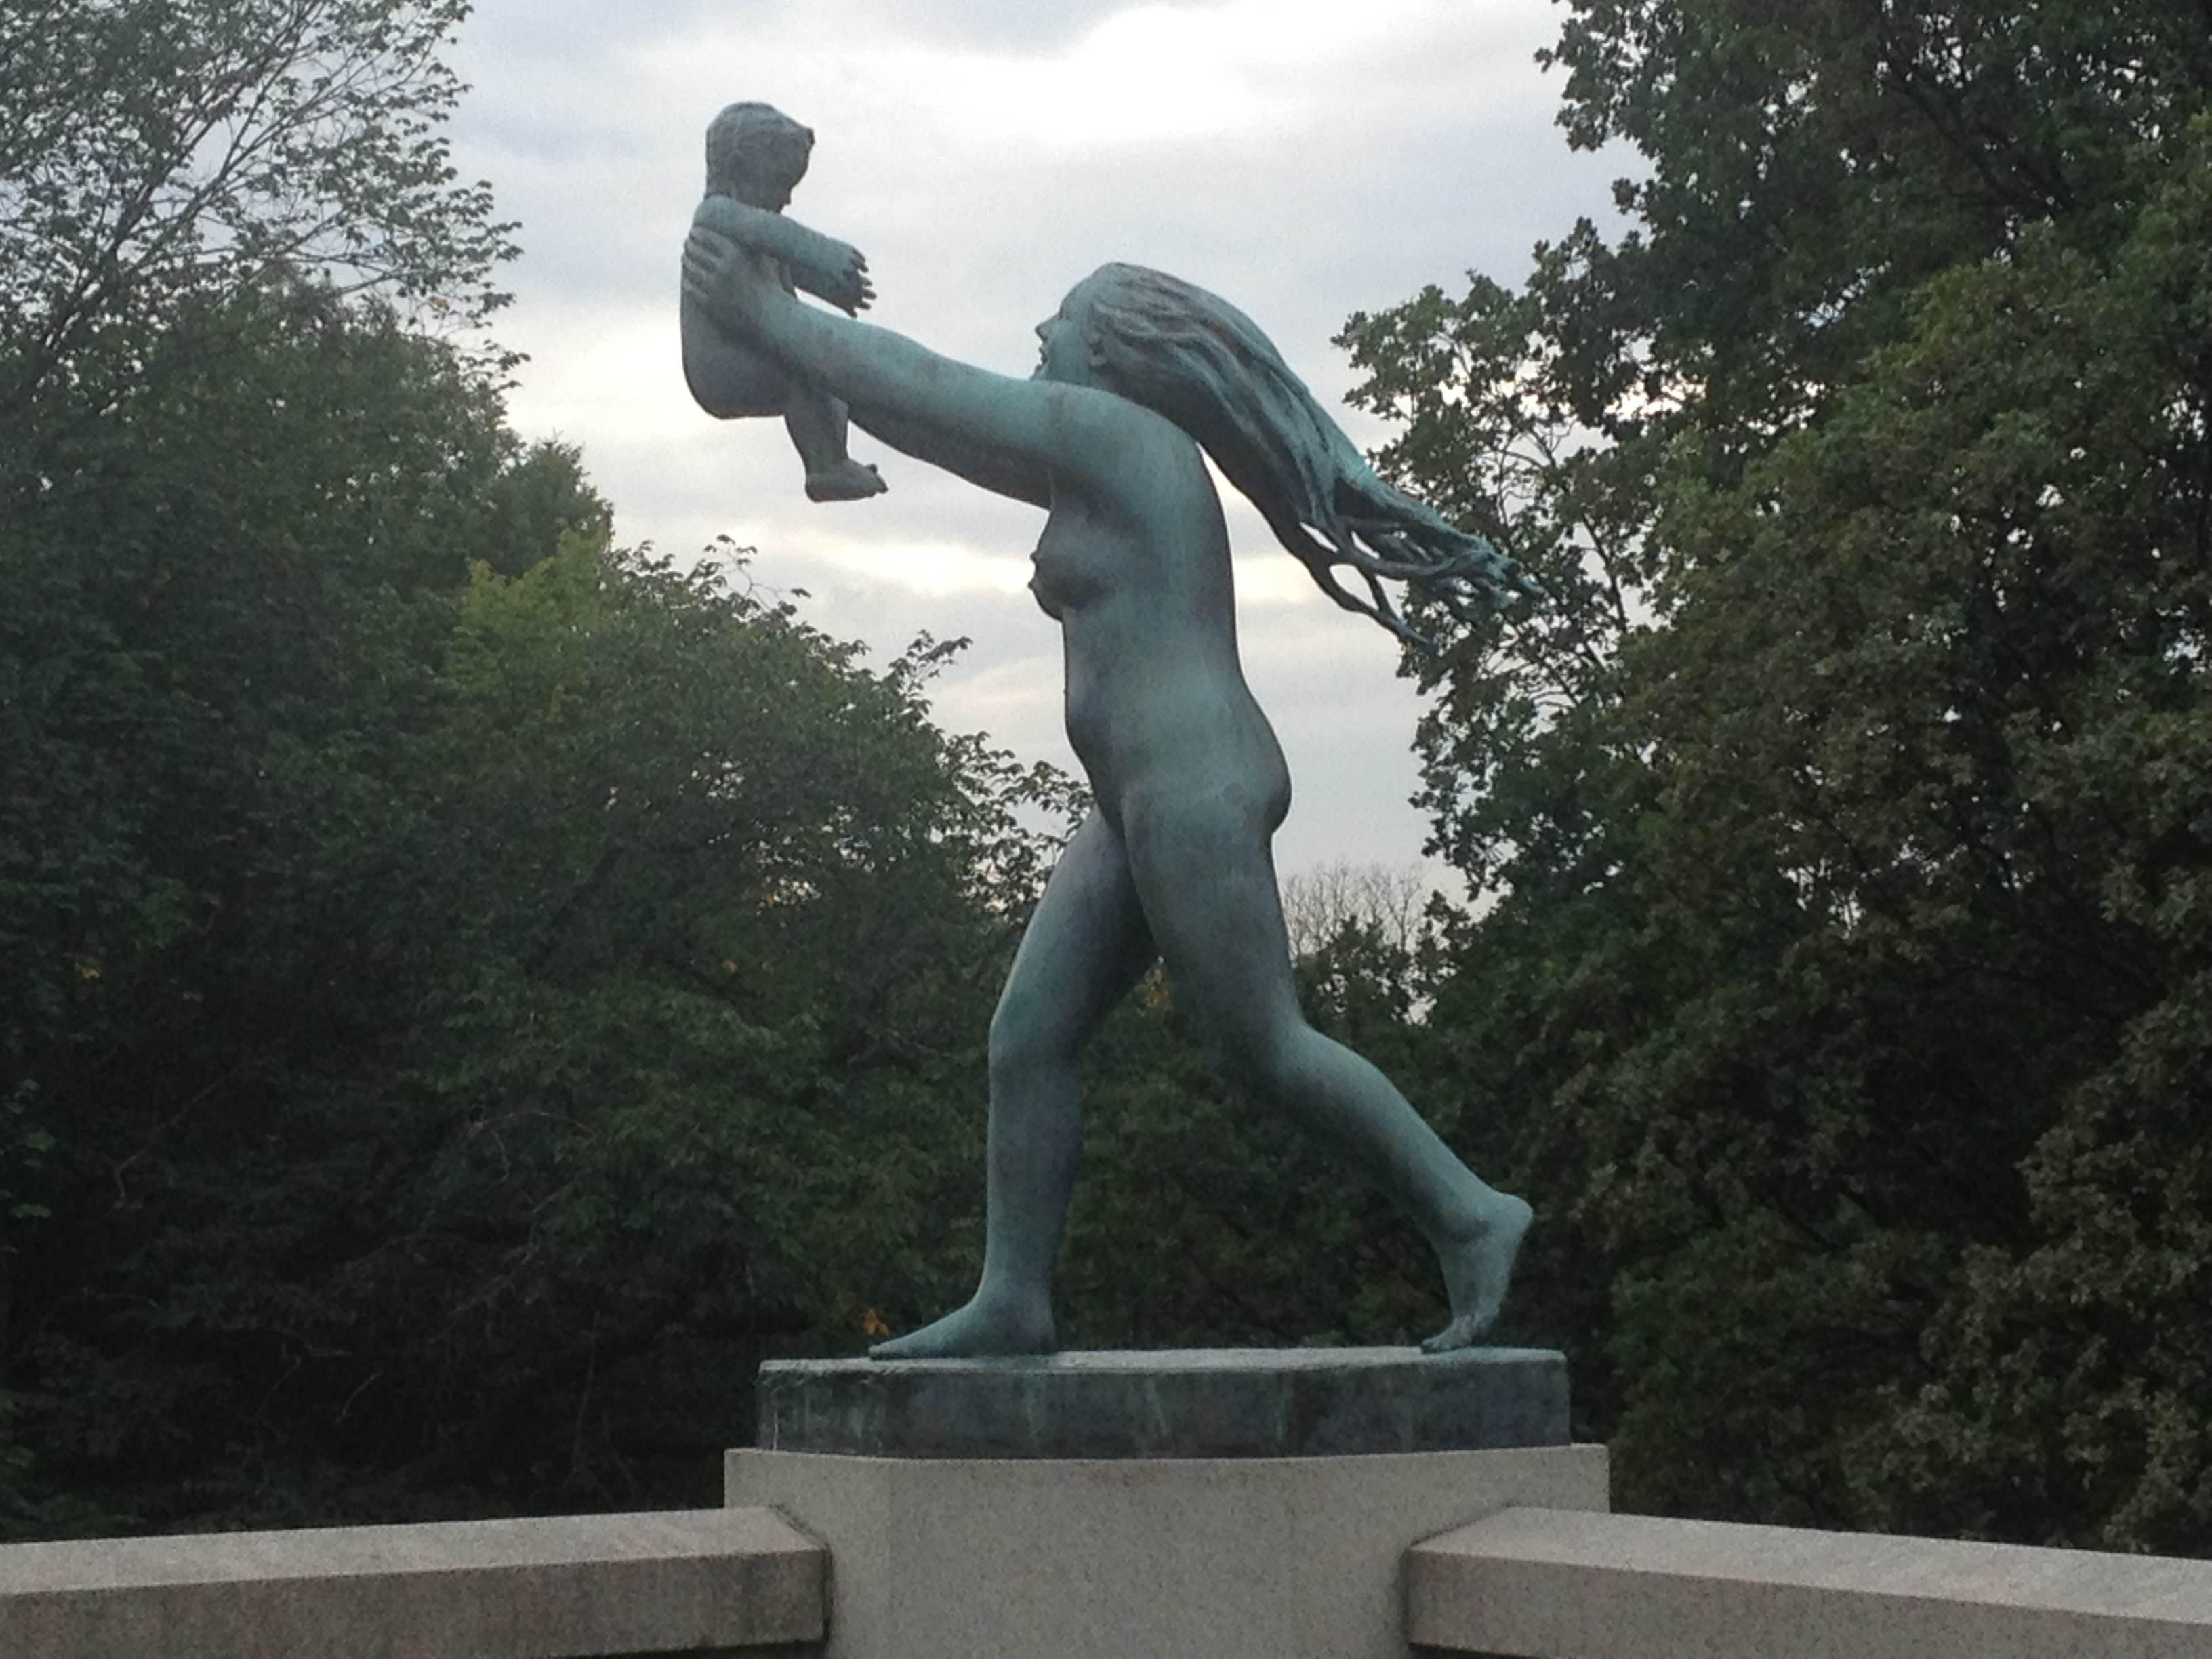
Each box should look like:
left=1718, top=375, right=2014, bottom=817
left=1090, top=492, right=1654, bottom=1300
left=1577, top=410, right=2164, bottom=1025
left=785, top=390, right=887, bottom=502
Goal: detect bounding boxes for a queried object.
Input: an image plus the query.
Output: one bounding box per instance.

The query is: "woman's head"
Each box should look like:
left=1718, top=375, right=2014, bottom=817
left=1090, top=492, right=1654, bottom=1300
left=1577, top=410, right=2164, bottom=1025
left=1050, top=264, right=1535, bottom=646
left=1032, top=282, right=1109, bottom=388
left=705, top=102, right=813, bottom=209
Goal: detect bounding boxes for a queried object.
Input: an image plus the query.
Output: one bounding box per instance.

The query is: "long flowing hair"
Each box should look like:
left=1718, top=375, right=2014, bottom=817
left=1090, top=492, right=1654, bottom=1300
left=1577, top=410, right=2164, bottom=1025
left=1077, top=263, right=1535, bottom=646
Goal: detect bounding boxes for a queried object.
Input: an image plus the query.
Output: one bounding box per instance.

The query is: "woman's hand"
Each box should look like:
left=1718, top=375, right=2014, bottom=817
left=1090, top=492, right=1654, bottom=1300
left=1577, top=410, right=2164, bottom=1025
left=682, top=224, right=782, bottom=335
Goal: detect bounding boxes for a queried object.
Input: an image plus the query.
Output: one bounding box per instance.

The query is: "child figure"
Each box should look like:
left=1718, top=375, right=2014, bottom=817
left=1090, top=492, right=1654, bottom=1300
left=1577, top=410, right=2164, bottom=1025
left=680, top=102, right=887, bottom=501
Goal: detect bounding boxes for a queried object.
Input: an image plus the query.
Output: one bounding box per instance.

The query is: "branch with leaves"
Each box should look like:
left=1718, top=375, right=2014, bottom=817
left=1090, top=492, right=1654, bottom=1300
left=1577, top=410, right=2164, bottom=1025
left=0, top=0, right=514, bottom=405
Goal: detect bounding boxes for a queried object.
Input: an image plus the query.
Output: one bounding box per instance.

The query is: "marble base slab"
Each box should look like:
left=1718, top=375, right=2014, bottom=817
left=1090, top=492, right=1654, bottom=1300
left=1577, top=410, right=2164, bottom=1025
left=756, top=1346, right=1568, bottom=1459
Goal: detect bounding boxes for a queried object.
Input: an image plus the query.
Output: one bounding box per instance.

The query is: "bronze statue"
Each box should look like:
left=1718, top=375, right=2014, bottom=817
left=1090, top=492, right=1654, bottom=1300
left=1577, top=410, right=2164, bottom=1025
left=682, top=129, right=1538, bottom=1356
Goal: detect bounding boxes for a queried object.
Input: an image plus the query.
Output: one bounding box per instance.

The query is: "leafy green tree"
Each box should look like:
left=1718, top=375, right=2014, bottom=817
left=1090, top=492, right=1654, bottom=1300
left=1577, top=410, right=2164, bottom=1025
left=1341, top=1, right=2212, bottom=1550
left=2, top=0, right=529, bottom=1303
left=0, top=1, right=1087, bottom=1537
left=0, top=281, right=571, bottom=1530
left=0, top=279, right=1067, bottom=1530
left=1612, top=125, right=2212, bottom=1550
left=0, top=0, right=511, bottom=409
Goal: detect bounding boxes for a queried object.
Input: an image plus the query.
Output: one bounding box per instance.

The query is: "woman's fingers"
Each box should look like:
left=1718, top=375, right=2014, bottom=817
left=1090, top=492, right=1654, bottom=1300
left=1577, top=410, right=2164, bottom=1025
left=683, top=226, right=736, bottom=273
left=682, top=228, right=764, bottom=310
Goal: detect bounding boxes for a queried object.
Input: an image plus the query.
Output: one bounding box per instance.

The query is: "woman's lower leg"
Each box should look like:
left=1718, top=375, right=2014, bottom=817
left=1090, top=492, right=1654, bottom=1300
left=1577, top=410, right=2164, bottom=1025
left=1216, top=1020, right=1532, bottom=1347
left=975, top=1046, right=1083, bottom=1313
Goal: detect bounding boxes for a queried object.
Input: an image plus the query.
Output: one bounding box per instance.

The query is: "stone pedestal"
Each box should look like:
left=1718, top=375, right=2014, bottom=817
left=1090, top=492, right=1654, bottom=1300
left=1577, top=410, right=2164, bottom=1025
left=729, top=1347, right=1605, bottom=1659
left=757, top=1345, right=1568, bottom=1459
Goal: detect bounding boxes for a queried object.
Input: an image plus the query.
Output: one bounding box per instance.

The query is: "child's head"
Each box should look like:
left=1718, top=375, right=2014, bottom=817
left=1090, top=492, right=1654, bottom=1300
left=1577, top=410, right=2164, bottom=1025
left=705, top=102, right=814, bottom=210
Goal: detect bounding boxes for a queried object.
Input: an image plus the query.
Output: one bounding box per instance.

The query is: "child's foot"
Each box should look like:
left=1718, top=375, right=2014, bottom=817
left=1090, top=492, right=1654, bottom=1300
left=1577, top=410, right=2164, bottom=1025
left=1420, top=1191, right=1532, bottom=1353
left=869, top=1292, right=1055, bottom=1359
left=804, top=459, right=887, bottom=502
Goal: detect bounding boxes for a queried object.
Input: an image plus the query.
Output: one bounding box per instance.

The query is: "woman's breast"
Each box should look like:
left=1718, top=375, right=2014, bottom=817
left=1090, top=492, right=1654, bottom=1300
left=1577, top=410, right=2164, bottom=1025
left=1026, top=512, right=1115, bottom=621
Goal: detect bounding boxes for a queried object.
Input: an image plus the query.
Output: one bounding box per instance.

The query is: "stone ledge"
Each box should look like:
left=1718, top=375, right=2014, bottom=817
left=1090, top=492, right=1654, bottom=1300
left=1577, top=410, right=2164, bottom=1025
left=1407, top=1506, right=2212, bottom=1659
left=758, top=1345, right=1568, bottom=1458
left=0, top=1507, right=824, bottom=1659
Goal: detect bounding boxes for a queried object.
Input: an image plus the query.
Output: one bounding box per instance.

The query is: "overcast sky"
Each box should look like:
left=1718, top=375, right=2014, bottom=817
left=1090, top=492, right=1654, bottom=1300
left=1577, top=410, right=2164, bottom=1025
left=441, top=0, right=1624, bottom=884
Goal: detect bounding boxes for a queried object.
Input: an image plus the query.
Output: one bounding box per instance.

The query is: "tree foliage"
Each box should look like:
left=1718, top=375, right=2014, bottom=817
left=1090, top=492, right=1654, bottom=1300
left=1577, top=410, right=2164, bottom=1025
left=0, top=0, right=512, bottom=408
left=1342, top=0, right=2212, bottom=1551
left=0, top=5, right=1073, bottom=1524
left=0, top=272, right=1071, bottom=1530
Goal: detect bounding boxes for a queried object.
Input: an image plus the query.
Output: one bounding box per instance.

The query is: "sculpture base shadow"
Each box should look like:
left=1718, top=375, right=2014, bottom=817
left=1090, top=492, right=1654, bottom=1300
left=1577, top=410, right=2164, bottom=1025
left=756, top=1345, right=1568, bottom=1460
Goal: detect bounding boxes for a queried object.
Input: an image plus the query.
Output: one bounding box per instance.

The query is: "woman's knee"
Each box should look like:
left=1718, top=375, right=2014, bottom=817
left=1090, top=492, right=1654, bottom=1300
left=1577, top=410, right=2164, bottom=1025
left=988, top=990, right=1079, bottom=1084
left=1197, top=1017, right=1307, bottom=1103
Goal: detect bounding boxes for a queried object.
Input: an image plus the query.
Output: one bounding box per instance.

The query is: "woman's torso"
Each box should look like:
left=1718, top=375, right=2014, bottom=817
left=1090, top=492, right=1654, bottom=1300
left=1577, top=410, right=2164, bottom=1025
left=1029, top=424, right=1290, bottom=834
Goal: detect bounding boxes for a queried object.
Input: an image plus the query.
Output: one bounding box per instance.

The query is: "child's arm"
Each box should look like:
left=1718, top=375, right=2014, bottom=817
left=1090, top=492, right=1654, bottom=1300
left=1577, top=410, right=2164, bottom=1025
left=692, top=196, right=874, bottom=314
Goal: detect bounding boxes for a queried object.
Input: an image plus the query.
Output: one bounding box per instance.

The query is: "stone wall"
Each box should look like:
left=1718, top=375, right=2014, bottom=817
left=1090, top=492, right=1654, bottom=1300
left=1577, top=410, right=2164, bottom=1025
left=0, top=1508, right=823, bottom=1658
left=1410, top=1507, right=2212, bottom=1658
left=6, top=1462, right=2212, bottom=1658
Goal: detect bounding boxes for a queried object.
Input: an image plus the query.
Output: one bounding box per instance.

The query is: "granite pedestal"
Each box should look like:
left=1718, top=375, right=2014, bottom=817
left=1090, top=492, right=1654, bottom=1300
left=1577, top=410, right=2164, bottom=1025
left=729, top=1347, right=1604, bottom=1659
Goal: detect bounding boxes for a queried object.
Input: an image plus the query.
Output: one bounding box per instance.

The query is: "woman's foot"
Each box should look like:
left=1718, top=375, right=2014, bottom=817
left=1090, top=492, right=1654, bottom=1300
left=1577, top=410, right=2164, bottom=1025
left=804, top=458, right=887, bottom=502
left=869, top=1291, right=1056, bottom=1360
left=1420, top=1191, right=1532, bottom=1353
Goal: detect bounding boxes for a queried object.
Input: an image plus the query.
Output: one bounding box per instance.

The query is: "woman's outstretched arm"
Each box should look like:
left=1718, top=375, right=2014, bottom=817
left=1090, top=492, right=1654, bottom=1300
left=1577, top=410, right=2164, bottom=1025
left=682, top=223, right=1172, bottom=501
left=850, top=403, right=1052, bottom=510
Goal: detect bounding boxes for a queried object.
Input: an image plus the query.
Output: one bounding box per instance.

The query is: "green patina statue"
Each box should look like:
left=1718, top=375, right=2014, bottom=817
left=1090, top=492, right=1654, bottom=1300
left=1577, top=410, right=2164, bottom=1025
left=682, top=115, right=1539, bottom=1357
left=681, top=102, right=887, bottom=502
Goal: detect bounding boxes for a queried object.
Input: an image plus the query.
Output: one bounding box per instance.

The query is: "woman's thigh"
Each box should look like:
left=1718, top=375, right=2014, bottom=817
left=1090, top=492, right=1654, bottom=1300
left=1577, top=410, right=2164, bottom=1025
left=1118, top=792, right=1303, bottom=1073
left=991, top=809, right=1158, bottom=1063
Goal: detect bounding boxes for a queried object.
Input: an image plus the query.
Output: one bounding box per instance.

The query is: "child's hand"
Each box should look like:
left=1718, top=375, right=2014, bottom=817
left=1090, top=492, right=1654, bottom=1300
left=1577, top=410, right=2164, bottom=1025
left=798, top=239, right=874, bottom=315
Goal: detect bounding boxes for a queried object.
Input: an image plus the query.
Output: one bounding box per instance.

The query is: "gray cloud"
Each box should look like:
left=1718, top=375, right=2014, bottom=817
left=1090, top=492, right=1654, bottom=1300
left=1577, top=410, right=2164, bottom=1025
left=865, top=0, right=1218, bottom=49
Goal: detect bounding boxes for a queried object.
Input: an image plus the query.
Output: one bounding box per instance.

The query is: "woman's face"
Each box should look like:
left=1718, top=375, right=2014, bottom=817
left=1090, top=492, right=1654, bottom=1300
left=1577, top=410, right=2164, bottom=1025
left=1033, top=287, right=1103, bottom=387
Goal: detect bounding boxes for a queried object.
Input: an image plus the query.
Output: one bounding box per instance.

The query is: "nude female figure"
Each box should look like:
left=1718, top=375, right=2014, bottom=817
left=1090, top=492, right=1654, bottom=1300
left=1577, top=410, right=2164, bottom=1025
left=682, top=226, right=1540, bottom=1356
